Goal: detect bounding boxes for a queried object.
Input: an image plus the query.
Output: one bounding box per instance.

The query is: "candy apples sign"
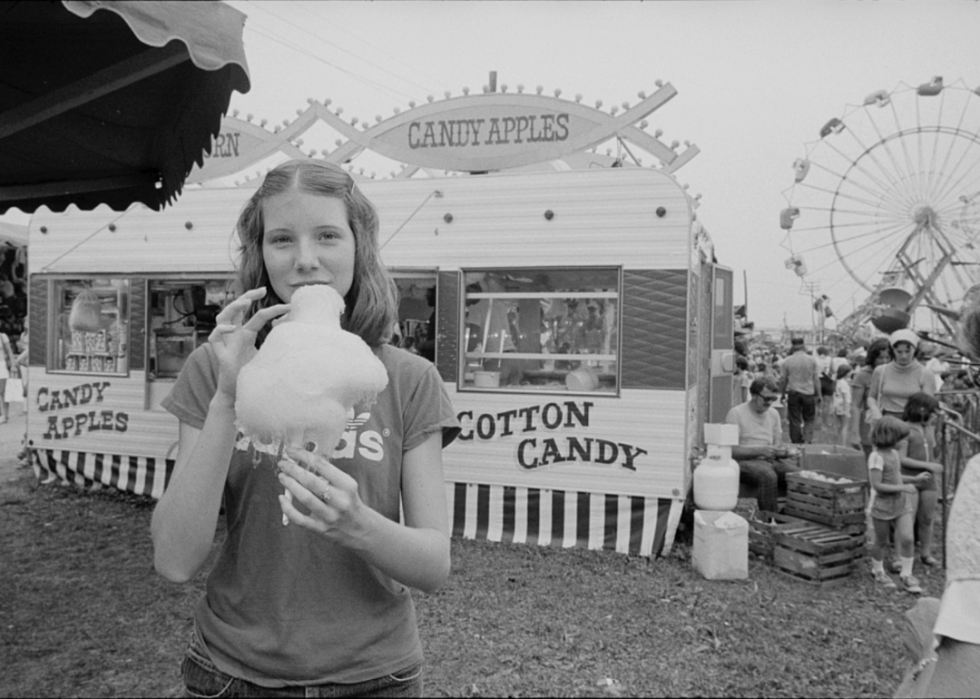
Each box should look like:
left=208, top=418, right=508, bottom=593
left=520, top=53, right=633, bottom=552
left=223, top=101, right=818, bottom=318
left=369, top=90, right=676, bottom=172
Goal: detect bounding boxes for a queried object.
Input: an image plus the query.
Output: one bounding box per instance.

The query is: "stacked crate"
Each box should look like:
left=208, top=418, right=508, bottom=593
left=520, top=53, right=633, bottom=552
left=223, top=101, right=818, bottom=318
left=747, top=511, right=807, bottom=561
left=761, top=470, right=869, bottom=587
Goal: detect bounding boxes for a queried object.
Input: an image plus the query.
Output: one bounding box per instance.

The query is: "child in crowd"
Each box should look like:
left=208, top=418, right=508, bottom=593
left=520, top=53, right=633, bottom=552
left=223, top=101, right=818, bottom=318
left=832, top=363, right=852, bottom=445
left=735, top=355, right=752, bottom=402
left=899, top=392, right=944, bottom=567
left=868, top=416, right=931, bottom=593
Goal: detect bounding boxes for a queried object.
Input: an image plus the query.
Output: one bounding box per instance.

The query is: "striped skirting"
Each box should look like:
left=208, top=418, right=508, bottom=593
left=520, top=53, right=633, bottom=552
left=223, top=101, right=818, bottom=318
left=28, top=449, right=683, bottom=558
left=447, top=482, right=683, bottom=557
left=31, top=448, right=174, bottom=500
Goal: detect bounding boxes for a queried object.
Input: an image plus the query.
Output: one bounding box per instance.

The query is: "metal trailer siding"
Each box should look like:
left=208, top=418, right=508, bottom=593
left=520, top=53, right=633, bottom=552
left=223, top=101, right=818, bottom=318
left=373, top=169, right=692, bottom=270
left=25, top=167, right=701, bottom=512
left=29, top=193, right=249, bottom=275
left=447, top=388, right=687, bottom=499
left=376, top=169, right=697, bottom=502
left=28, top=169, right=692, bottom=274
left=28, top=370, right=178, bottom=465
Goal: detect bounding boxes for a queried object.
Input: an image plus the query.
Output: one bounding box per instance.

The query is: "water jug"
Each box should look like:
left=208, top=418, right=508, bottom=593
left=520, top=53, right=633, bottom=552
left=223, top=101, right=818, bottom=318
left=693, top=444, right=740, bottom=511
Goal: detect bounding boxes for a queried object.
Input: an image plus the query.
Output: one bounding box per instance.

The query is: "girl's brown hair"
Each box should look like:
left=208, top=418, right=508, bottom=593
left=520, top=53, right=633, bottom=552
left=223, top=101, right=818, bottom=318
left=870, top=415, right=910, bottom=449
left=235, top=160, right=397, bottom=347
left=901, top=392, right=939, bottom=425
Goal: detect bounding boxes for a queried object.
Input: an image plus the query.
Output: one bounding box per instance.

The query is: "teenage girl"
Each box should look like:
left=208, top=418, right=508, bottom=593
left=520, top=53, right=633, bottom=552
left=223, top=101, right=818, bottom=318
left=151, top=160, right=459, bottom=696
left=899, top=392, right=944, bottom=567
left=867, top=416, right=931, bottom=593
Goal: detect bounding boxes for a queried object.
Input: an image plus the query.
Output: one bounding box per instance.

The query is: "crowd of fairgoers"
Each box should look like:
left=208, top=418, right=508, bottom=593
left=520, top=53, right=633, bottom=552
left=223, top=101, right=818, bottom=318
left=731, top=336, right=960, bottom=447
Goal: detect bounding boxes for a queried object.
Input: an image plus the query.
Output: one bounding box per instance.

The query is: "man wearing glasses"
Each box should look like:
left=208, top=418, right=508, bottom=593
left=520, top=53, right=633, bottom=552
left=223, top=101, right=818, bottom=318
left=725, top=376, right=801, bottom=513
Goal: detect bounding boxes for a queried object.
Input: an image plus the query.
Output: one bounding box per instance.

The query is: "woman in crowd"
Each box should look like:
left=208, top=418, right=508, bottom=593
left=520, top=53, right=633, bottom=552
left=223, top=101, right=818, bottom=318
left=151, top=159, right=460, bottom=697
left=849, top=337, right=893, bottom=457
left=867, top=329, right=936, bottom=426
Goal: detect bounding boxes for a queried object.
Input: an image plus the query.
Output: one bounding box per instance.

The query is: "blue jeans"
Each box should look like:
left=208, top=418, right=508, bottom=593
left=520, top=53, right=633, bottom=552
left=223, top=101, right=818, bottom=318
left=786, top=391, right=817, bottom=444
left=736, top=457, right=800, bottom=513
left=181, top=632, right=424, bottom=698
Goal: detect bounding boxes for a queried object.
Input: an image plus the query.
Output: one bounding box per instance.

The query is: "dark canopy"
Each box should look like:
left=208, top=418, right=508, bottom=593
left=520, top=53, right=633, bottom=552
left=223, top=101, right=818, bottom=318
left=0, top=0, right=250, bottom=214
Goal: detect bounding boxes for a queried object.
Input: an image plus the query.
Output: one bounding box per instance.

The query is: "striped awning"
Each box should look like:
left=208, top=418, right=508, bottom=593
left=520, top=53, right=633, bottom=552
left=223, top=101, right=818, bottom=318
left=0, top=1, right=250, bottom=214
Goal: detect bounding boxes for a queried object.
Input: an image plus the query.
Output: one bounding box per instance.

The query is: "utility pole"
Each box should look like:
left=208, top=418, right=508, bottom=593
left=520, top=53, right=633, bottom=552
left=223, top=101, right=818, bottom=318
left=804, top=282, right=821, bottom=347
left=743, top=270, right=748, bottom=320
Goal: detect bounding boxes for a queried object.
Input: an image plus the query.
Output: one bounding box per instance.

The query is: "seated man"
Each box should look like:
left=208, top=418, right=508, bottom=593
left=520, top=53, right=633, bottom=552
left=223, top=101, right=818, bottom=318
left=725, top=376, right=801, bottom=513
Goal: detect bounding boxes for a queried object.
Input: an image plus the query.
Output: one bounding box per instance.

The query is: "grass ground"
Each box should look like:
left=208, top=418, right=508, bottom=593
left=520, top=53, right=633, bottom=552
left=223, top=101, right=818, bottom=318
left=0, top=449, right=947, bottom=698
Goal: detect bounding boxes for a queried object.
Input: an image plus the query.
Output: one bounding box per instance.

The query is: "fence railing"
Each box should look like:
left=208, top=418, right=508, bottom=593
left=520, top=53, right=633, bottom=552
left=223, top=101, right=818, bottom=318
left=934, top=390, right=980, bottom=567
left=935, top=389, right=980, bottom=499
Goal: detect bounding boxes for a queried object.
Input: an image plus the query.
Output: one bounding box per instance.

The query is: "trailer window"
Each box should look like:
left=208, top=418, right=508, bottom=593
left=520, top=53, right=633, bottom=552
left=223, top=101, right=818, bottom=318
left=49, top=278, right=131, bottom=376
left=148, top=279, right=235, bottom=381
left=461, top=268, right=620, bottom=394
left=390, top=273, right=436, bottom=362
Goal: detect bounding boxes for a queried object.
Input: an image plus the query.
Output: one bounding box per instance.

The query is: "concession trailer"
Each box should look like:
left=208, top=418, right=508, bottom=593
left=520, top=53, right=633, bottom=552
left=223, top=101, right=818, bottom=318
left=23, top=84, right=736, bottom=556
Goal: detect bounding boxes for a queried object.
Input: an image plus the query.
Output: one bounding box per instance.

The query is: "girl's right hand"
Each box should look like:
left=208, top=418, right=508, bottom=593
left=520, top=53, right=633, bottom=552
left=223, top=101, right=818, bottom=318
left=208, top=288, right=290, bottom=401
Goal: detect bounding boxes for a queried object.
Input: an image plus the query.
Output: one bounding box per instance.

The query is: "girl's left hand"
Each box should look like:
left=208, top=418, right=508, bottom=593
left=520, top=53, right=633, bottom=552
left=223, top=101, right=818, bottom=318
left=277, top=447, right=367, bottom=544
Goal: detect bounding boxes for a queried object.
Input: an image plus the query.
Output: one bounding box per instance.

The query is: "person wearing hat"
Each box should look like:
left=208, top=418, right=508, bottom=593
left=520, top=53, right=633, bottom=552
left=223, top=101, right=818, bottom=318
left=778, top=337, right=822, bottom=444
left=866, top=329, right=936, bottom=423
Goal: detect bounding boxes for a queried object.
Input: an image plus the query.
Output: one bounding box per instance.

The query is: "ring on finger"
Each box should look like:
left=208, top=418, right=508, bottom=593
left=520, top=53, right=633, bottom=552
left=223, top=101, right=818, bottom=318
left=319, top=482, right=331, bottom=502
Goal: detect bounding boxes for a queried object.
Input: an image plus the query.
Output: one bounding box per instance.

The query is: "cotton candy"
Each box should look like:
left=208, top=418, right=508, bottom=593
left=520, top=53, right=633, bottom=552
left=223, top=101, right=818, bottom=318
left=235, top=285, right=389, bottom=456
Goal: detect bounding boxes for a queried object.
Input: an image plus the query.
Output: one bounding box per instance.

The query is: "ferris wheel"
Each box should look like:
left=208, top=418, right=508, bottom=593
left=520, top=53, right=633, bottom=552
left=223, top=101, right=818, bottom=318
left=780, top=77, right=980, bottom=337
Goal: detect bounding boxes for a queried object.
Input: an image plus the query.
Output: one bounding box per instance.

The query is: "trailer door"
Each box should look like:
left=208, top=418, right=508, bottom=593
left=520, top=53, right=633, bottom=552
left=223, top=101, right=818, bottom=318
left=708, top=265, right=735, bottom=423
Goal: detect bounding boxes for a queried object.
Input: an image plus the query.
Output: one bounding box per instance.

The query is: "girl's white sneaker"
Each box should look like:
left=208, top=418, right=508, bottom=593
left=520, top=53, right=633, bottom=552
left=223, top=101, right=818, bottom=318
left=871, top=569, right=897, bottom=589
left=899, top=575, right=923, bottom=594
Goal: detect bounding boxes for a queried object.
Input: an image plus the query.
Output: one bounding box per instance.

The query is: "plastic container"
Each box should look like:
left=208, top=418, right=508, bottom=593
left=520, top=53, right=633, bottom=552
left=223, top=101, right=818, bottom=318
left=693, top=510, right=749, bottom=580
left=473, top=370, right=500, bottom=388
left=566, top=366, right=598, bottom=391
left=801, top=444, right=866, bottom=481
left=694, top=444, right=740, bottom=511
left=703, top=423, right=739, bottom=446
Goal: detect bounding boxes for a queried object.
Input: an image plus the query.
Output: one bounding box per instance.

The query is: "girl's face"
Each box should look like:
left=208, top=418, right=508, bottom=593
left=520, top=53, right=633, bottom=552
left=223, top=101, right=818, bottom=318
left=874, top=350, right=892, bottom=366
left=261, top=189, right=356, bottom=304
left=892, top=342, right=915, bottom=366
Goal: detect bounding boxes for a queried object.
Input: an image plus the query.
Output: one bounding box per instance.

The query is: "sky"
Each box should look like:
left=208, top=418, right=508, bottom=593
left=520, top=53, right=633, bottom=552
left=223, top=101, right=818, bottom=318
left=6, top=0, right=980, bottom=331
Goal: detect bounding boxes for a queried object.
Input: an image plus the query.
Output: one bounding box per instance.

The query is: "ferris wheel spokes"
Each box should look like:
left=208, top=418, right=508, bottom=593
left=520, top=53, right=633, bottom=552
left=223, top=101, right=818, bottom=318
left=781, top=79, right=980, bottom=339
left=844, top=107, right=920, bottom=200
left=932, top=137, right=980, bottom=209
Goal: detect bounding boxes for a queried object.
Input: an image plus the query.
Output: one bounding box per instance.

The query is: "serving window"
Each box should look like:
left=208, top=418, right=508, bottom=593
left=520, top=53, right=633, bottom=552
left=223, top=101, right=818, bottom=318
left=461, top=267, right=620, bottom=394
left=49, top=278, right=131, bottom=376
left=148, top=278, right=235, bottom=380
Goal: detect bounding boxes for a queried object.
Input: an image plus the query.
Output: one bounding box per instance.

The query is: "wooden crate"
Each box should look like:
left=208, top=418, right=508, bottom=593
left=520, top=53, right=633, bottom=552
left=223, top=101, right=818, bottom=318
left=747, top=511, right=808, bottom=560
left=783, top=469, right=868, bottom=529
left=773, top=521, right=866, bottom=588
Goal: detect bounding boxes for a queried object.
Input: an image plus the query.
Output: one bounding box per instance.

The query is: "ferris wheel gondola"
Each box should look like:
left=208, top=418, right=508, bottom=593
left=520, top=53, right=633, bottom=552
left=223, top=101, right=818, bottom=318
left=780, top=77, right=980, bottom=338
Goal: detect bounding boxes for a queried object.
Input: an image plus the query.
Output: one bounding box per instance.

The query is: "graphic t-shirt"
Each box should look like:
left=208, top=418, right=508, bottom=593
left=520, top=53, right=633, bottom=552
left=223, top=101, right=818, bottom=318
left=162, top=343, right=460, bottom=686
